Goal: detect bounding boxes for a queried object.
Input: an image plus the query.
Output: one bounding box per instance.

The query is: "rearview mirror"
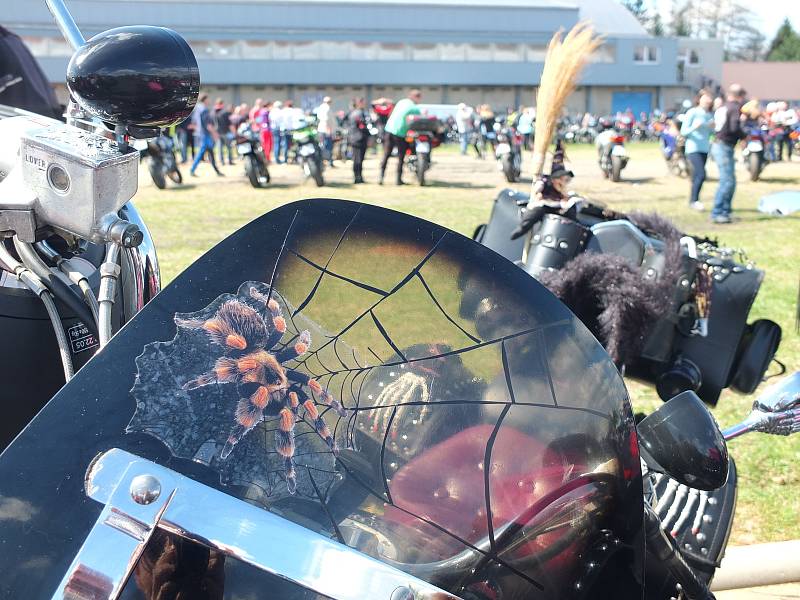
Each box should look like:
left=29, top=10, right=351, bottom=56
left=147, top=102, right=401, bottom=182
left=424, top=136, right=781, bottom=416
left=637, top=391, right=729, bottom=491
left=67, top=26, right=199, bottom=129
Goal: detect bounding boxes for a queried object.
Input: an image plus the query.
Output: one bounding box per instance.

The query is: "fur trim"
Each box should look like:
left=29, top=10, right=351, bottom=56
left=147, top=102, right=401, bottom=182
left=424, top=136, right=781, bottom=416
left=539, top=212, right=687, bottom=365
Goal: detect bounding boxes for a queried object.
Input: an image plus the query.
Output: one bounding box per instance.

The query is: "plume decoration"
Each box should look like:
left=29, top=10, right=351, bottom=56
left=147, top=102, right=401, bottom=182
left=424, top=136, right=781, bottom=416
left=531, top=23, right=604, bottom=190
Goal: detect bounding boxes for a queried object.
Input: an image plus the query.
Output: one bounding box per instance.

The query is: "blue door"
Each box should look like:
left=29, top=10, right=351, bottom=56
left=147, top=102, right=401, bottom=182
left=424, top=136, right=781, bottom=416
left=611, top=92, right=652, bottom=116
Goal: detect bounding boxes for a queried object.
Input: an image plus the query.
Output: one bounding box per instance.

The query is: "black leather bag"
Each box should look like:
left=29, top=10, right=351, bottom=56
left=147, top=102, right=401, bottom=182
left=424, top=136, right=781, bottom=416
left=730, top=319, right=782, bottom=394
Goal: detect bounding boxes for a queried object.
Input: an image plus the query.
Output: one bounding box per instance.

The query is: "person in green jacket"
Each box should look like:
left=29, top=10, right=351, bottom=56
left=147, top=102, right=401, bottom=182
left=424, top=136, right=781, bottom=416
left=379, top=89, right=422, bottom=185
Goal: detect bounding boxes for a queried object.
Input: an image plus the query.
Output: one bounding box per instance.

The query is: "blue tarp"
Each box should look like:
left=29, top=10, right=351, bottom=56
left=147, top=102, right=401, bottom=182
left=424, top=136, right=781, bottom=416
left=758, top=191, right=800, bottom=216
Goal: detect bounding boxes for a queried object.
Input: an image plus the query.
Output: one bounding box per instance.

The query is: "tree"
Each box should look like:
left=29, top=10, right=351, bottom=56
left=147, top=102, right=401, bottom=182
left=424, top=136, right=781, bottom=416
left=670, top=1, right=692, bottom=37
left=649, top=12, right=665, bottom=37
left=729, top=27, right=766, bottom=61
left=765, top=19, right=800, bottom=61
left=623, top=0, right=649, bottom=27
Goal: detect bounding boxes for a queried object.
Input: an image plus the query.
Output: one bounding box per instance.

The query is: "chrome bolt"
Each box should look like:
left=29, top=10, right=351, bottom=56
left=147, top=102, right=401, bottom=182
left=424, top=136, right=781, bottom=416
left=130, top=474, right=161, bottom=505
left=390, top=586, right=415, bottom=600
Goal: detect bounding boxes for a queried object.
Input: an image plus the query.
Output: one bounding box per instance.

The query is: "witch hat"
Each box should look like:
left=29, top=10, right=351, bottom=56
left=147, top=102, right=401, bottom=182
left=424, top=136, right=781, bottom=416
left=550, top=140, right=574, bottom=178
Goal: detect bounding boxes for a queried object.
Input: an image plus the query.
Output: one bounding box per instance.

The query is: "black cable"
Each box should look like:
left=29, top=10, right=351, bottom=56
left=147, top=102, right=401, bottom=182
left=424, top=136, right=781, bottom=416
left=10, top=238, right=99, bottom=339
left=644, top=503, right=716, bottom=600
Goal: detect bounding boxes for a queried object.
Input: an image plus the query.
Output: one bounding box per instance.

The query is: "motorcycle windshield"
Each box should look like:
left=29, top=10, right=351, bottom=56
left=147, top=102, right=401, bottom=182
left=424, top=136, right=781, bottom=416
left=0, top=199, right=643, bottom=599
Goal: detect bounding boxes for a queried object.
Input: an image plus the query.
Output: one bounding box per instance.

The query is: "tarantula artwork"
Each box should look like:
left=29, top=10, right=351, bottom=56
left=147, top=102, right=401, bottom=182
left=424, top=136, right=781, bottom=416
left=175, top=286, right=347, bottom=494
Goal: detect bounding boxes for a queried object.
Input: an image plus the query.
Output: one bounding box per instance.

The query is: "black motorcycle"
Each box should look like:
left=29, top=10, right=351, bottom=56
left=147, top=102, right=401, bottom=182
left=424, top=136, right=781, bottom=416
left=495, top=123, right=523, bottom=182
left=139, top=134, right=182, bottom=189
left=404, top=115, right=442, bottom=186
left=236, top=121, right=271, bottom=188
left=474, top=189, right=782, bottom=406
left=291, top=119, right=325, bottom=186
left=2, top=193, right=799, bottom=600
left=3, top=4, right=799, bottom=600
left=596, top=129, right=629, bottom=182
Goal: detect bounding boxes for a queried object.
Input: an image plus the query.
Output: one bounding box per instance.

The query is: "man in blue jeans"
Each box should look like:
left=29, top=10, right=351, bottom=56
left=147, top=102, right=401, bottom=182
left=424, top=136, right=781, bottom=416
left=190, top=93, right=224, bottom=177
left=710, top=85, right=746, bottom=224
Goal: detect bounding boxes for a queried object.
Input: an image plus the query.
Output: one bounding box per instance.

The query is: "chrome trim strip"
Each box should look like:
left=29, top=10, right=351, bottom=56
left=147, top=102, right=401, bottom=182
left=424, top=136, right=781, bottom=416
left=52, top=457, right=177, bottom=600
left=58, top=449, right=461, bottom=600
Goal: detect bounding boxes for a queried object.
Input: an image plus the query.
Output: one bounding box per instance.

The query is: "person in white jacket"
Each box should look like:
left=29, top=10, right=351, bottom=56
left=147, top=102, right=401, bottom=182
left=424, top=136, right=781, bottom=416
left=315, top=96, right=335, bottom=167
left=456, top=102, right=474, bottom=155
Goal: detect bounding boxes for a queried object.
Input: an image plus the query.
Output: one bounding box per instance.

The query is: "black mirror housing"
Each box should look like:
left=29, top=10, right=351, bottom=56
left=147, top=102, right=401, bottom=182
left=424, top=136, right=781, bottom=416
left=67, top=26, right=199, bottom=129
left=637, top=391, right=729, bottom=490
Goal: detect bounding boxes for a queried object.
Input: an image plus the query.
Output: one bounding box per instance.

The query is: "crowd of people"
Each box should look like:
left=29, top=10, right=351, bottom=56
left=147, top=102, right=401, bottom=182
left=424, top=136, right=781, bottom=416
left=167, top=87, right=798, bottom=219
left=658, top=87, right=799, bottom=223
left=172, top=90, right=430, bottom=184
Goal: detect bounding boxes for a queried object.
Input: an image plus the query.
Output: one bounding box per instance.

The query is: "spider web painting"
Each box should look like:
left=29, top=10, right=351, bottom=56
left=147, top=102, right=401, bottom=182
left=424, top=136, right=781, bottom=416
left=128, top=200, right=640, bottom=598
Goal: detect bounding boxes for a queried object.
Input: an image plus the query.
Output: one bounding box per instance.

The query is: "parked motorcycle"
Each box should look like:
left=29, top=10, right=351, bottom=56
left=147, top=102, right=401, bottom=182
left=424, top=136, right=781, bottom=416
left=236, top=121, right=271, bottom=188
left=291, top=119, right=325, bottom=186
left=404, top=115, right=442, bottom=186
left=138, top=134, right=183, bottom=189
left=742, top=126, right=768, bottom=182
left=660, top=131, right=691, bottom=178
left=495, top=123, right=523, bottom=183
left=474, top=188, right=781, bottom=406
left=596, top=128, right=629, bottom=182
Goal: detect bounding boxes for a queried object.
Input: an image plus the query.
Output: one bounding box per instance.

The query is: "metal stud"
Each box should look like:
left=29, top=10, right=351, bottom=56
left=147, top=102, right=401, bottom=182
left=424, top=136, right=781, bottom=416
left=129, top=474, right=161, bottom=505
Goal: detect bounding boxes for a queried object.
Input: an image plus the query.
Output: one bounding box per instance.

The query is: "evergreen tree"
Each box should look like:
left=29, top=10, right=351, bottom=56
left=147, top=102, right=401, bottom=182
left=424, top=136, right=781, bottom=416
left=649, top=12, right=665, bottom=37
left=670, top=1, right=691, bottom=37
left=623, top=0, right=649, bottom=26
left=766, top=19, right=800, bottom=61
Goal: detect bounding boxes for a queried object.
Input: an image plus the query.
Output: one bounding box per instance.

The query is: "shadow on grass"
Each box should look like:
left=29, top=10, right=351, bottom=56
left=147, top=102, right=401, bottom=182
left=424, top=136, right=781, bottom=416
left=161, top=184, right=198, bottom=191
left=754, top=176, right=800, bottom=184
left=422, top=180, right=494, bottom=189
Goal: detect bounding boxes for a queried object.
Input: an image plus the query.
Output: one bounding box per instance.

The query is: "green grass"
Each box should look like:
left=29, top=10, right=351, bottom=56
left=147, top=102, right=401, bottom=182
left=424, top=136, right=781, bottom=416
left=135, top=141, right=800, bottom=545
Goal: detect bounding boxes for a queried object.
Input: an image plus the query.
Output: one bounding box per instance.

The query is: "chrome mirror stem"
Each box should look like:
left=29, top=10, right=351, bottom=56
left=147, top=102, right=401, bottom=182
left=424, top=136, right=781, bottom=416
left=722, top=372, right=800, bottom=441
left=45, top=0, right=85, bottom=50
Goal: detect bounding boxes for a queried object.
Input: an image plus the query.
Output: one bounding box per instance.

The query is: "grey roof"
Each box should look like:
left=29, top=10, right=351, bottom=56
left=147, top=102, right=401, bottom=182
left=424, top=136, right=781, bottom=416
left=21, top=0, right=647, bottom=37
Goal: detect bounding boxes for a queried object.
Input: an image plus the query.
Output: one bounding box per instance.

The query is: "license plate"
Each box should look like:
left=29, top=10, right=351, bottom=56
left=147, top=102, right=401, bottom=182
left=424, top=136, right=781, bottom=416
left=612, top=145, right=627, bottom=156
left=299, top=144, right=316, bottom=157
left=495, top=143, right=511, bottom=156
left=747, top=141, right=763, bottom=152
left=416, top=141, right=430, bottom=153
left=237, top=143, right=251, bottom=154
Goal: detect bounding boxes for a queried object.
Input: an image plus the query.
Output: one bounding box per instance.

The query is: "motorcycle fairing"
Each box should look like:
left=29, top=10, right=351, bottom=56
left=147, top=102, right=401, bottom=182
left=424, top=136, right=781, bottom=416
left=0, top=199, right=644, bottom=599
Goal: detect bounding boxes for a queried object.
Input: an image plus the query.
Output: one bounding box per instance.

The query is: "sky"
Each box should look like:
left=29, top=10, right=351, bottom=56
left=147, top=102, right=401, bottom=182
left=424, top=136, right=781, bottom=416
left=642, top=0, right=798, bottom=41
left=751, top=0, right=800, bottom=39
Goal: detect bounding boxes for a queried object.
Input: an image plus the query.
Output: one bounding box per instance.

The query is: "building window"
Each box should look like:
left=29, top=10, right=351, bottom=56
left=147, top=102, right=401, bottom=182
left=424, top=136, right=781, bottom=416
left=411, top=43, right=439, bottom=61
left=633, top=46, right=659, bottom=64
left=591, top=44, right=615, bottom=63
left=493, top=43, right=523, bottom=62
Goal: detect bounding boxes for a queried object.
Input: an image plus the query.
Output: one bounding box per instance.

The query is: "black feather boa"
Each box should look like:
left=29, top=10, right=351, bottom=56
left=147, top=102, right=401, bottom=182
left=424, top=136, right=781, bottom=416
left=538, top=212, right=685, bottom=365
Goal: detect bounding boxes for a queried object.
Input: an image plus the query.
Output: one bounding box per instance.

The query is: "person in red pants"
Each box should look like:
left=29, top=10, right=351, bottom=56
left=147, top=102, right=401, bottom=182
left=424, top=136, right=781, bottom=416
left=258, top=101, right=273, bottom=164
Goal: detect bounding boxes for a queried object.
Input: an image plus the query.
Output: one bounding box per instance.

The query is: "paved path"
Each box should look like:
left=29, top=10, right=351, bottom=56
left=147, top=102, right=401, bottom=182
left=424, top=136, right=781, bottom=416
left=717, top=583, right=800, bottom=598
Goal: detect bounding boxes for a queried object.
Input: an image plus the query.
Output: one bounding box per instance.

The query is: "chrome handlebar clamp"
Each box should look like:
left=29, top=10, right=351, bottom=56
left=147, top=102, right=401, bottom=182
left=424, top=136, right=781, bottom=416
left=0, top=116, right=139, bottom=244
left=53, top=449, right=460, bottom=600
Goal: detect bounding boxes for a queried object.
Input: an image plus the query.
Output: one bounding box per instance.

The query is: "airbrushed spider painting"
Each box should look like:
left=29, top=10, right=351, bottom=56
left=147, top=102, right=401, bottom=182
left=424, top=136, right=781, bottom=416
left=127, top=199, right=643, bottom=598
left=130, top=282, right=349, bottom=498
